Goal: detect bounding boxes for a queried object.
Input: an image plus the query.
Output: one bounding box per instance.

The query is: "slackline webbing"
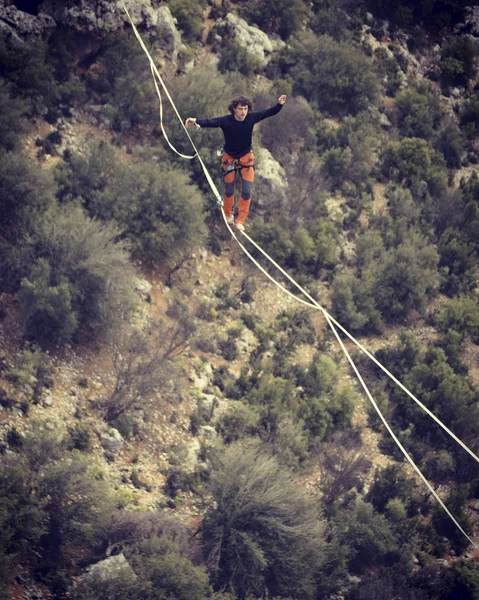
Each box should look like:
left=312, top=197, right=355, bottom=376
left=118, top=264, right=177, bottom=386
left=123, top=5, right=478, bottom=548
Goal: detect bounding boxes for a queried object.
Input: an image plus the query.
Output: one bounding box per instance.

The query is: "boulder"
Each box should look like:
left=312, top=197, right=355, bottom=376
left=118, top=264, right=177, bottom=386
left=199, top=425, right=217, bottom=440
left=254, top=146, right=287, bottom=213
left=100, top=427, right=124, bottom=453
left=133, top=276, right=152, bottom=297
left=75, top=554, right=137, bottom=592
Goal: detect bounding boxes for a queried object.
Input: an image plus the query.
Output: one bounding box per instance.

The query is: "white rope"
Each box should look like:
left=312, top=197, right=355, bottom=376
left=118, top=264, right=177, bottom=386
left=240, top=229, right=477, bottom=548
left=242, top=231, right=479, bottom=468
left=125, top=5, right=224, bottom=205
left=123, top=6, right=478, bottom=548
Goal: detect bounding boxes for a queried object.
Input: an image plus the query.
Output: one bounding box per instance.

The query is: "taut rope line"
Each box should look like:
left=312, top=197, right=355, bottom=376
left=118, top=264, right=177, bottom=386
left=123, top=6, right=478, bottom=548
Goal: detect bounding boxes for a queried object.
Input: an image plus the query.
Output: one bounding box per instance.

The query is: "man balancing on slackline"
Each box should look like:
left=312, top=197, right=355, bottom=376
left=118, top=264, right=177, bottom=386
left=185, top=94, right=287, bottom=231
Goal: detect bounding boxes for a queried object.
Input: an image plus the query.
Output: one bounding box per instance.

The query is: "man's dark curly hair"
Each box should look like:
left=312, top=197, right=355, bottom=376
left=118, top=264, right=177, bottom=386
left=228, top=95, right=253, bottom=114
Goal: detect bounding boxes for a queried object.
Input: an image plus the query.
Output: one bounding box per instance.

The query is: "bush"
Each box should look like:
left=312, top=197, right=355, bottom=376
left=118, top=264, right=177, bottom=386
left=0, top=426, right=113, bottom=568
left=203, top=445, right=324, bottom=598
left=275, top=308, right=316, bottom=346
left=290, top=34, right=380, bottom=116
left=435, top=296, right=479, bottom=344
left=374, top=47, right=403, bottom=96
left=216, top=402, right=260, bottom=443
left=257, top=95, right=316, bottom=163
left=382, top=137, right=433, bottom=183
left=243, top=0, right=308, bottom=40
left=91, top=159, right=207, bottom=264
left=394, top=84, right=445, bottom=140
left=19, top=204, right=135, bottom=347
left=333, top=498, right=399, bottom=573
left=0, top=150, right=55, bottom=232
left=331, top=272, right=384, bottom=334
left=0, top=86, right=27, bottom=151
left=93, top=30, right=158, bottom=131
left=102, top=314, right=194, bottom=422
left=440, top=36, right=478, bottom=88
left=215, top=28, right=262, bottom=76
left=438, top=229, right=477, bottom=296
left=460, top=97, right=479, bottom=139
left=128, top=535, right=212, bottom=600
left=321, top=146, right=352, bottom=189
left=167, top=0, right=206, bottom=42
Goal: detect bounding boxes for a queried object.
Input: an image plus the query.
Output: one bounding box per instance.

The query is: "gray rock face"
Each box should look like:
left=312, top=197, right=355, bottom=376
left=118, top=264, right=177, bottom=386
left=464, top=6, right=479, bottom=36
left=224, top=13, right=284, bottom=67
left=0, top=5, right=55, bottom=40
left=1, top=1, right=182, bottom=62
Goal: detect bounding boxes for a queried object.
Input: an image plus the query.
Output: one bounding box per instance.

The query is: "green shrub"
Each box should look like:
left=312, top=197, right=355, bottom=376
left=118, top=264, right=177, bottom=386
left=91, top=159, right=207, bottom=264
left=440, top=36, right=479, bottom=87
left=216, top=403, right=259, bottom=443
left=275, top=308, right=316, bottom=346
left=382, top=137, right=432, bottom=183
left=331, top=273, right=384, bottom=334
left=19, top=259, right=79, bottom=347
left=290, top=34, right=380, bottom=116
left=128, top=535, right=212, bottom=600
left=0, top=150, right=55, bottom=231
left=367, top=464, right=414, bottom=513
left=93, top=30, right=158, bottom=131
left=216, top=30, right=262, bottom=76
left=0, top=86, right=27, bottom=151
left=203, top=445, right=324, bottom=598
left=333, top=498, right=399, bottom=573
left=19, top=204, right=135, bottom=347
left=460, top=96, right=479, bottom=140
left=374, top=47, right=403, bottom=96
left=68, top=424, right=91, bottom=451
left=435, top=296, right=479, bottom=343
left=438, top=229, right=477, bottom=295
left=394, top=84, right=445, bottom=140
left=167, top=0, right=206, bottom=42
left=0, top=426, right=113, bottom=565
left=243, top=0, right=308, bottom=39
left=257, top=95, right=315, bottom=163
left=5, top=344, right=54, bottom=404
left=321, top=146, right=352, bottom=189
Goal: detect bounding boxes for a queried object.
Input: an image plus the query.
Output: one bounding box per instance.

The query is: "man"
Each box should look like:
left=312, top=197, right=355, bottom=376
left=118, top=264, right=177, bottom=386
left=185, top=94, right=287, bottom=231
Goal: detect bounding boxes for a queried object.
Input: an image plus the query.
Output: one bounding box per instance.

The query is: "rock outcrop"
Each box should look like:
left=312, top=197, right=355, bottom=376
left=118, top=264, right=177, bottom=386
left=224, top=13, right=285, bottom=67
left=0, top=1, right=182, bottom=62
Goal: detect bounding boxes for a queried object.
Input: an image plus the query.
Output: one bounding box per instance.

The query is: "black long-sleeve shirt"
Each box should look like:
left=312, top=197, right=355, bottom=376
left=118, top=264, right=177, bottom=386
left=196, top=103, right=283, bottom=159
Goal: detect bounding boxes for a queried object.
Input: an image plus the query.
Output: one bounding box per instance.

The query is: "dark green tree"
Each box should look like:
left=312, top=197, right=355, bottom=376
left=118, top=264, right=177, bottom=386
left=19, top=204, right=135, bottom=347
left=290, top=34, right=379, bottom=116
left=203, top=445, right=324, bottom=599
left=243, top=0, right=308, bottom=39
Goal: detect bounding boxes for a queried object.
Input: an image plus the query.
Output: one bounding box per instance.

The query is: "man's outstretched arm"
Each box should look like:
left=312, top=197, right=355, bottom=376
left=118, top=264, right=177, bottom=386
left=251, top=94, right=287, bottom=123
left=185, top=116, right=227, bottom=128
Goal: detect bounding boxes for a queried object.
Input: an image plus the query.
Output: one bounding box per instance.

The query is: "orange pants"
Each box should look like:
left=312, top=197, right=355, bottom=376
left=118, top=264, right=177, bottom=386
left=222, top=151, right=254, bottom=225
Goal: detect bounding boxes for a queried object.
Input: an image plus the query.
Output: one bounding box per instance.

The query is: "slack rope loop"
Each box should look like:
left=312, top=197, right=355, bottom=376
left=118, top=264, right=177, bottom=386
left=123, top=5, right=478, bottom=548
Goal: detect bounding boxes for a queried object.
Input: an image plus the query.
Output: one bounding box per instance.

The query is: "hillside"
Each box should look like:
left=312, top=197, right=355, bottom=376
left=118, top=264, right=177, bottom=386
left=1, top=1, right=479, bottom=599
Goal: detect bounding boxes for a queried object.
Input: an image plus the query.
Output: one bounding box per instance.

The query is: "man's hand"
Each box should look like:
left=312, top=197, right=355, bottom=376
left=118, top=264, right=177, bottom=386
left=278, top=95, right=287, bottom=105
left=185, top=117, right=197, bottom=127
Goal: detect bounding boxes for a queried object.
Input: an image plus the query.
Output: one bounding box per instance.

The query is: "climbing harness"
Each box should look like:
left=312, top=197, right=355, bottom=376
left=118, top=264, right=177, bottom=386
left=222, top=159, right=255, bottom=178
left=123, top=5, right=479, bottom=549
